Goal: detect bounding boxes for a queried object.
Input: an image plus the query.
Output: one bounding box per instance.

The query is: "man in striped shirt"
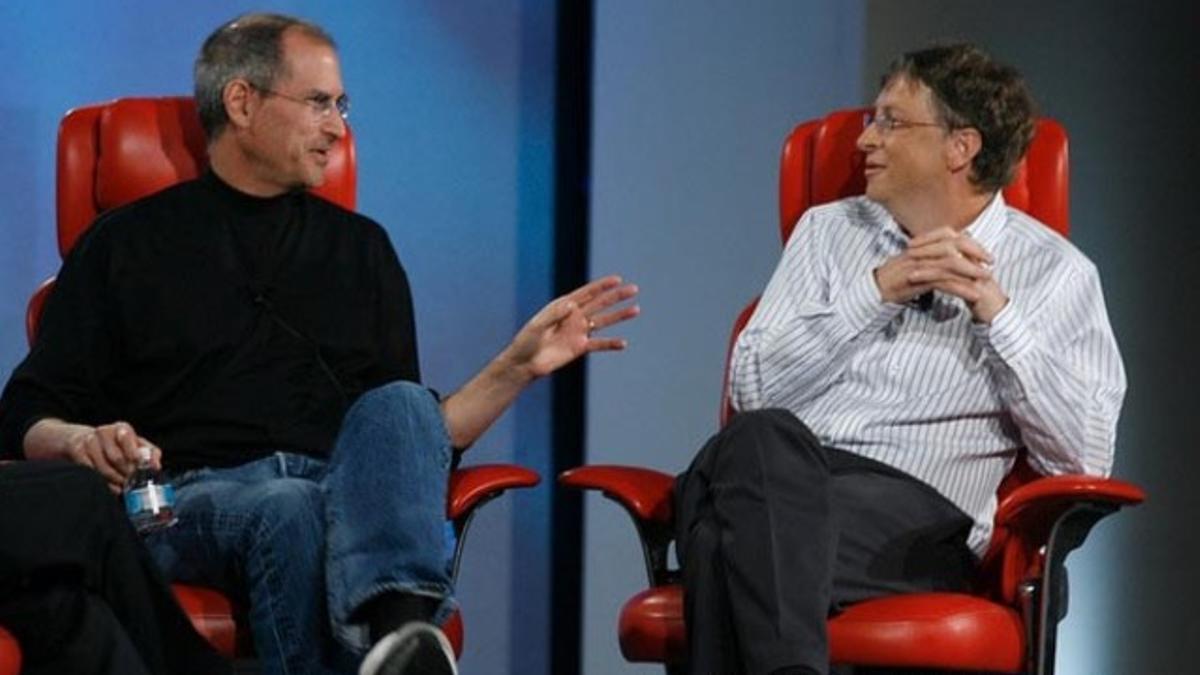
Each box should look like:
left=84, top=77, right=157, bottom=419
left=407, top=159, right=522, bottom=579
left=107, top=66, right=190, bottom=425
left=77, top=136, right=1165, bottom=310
left=674, top=44, right=1125, bottom=675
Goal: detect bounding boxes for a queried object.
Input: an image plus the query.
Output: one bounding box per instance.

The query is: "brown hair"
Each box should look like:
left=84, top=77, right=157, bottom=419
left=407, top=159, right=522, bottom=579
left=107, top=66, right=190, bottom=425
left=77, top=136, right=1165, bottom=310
left=883, top=43, right=1037, bottom=192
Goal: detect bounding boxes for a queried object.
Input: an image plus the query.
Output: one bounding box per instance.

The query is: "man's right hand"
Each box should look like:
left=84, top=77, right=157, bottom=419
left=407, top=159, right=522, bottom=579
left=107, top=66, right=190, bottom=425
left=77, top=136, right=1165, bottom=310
left=874, top=227, right=993, bottom=305
left=24, top=418, right=163, bottom=493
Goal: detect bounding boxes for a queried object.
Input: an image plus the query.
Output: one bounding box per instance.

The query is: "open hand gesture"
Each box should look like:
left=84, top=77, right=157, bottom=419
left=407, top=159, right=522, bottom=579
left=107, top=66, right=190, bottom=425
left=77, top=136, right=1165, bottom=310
left=504, top=275, right=640, bottom=380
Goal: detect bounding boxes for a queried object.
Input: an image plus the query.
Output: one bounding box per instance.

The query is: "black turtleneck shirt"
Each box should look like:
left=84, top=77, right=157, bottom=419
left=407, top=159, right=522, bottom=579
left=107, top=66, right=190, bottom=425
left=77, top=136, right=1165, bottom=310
left=0, top=171, right=421, bottom=472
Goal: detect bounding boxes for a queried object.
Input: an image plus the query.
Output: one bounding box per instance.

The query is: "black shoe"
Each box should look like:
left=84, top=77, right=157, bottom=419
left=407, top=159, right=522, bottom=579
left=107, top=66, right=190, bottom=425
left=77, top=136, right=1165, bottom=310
left=358, top=621, right=457, bottom=675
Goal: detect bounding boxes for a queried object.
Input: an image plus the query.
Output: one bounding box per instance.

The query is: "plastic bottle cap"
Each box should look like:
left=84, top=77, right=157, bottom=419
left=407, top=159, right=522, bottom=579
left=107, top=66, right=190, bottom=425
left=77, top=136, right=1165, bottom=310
left=137, top=445, right=152, bottom=462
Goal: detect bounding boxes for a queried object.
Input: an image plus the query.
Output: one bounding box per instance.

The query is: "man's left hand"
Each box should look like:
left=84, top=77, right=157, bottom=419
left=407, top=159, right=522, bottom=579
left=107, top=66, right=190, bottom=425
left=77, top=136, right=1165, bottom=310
left=503, top=275, right=640, bottom=381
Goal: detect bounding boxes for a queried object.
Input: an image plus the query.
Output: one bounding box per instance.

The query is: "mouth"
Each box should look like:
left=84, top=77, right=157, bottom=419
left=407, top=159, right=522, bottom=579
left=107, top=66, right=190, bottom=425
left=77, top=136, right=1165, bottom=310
left=863, top=162, right=884, bottom=179
left=310, top=148, right=330, bottom=166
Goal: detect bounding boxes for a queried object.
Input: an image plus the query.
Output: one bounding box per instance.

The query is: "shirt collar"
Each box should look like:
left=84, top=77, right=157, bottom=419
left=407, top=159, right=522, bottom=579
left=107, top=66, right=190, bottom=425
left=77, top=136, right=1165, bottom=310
left=962, top=192, right=1007, bottom=252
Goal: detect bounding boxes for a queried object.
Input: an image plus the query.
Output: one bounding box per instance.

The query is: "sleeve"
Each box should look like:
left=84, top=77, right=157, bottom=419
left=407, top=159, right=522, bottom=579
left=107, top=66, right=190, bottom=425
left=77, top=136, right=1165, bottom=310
left=729, top=209, right=903, bottom=412
left=972, top=261, right=1125, bottom=477
left=366, top=225, right=422, bottom=387
left=0, top=226, right=118, bottom=458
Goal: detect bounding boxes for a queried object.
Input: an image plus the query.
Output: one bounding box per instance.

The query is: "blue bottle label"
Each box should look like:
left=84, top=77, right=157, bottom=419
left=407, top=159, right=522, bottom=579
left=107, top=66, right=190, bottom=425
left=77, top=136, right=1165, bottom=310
left=124, top=483, right=176, bottom=515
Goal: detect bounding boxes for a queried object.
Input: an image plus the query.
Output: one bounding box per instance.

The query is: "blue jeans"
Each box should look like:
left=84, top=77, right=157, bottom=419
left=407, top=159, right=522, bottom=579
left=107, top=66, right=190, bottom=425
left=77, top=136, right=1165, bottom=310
left=144, top=381, right=456, bottom=675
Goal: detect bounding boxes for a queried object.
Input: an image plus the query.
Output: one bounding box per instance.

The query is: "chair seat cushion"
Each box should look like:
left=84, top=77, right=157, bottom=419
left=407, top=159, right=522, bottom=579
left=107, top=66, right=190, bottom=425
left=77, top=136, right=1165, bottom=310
left=173, top=584, right=240, bottom=658
left=618, top=585, right=1024, bottom=672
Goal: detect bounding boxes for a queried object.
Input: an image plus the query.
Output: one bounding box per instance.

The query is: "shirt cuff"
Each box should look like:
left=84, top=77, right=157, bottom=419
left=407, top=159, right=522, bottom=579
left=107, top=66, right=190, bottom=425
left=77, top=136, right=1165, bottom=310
left=839, top=267, right=903, bottom=337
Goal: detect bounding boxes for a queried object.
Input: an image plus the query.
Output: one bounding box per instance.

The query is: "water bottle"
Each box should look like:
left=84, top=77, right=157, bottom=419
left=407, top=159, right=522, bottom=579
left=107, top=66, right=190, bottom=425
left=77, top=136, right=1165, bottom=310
left=123, top=445, right=178, bottom=534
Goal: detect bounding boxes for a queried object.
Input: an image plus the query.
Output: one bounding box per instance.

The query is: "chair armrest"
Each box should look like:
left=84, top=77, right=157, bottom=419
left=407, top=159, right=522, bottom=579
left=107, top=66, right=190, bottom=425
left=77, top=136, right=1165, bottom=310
left=995, top=474, right=1145, bottom=531
left=446, top=463, right=540, bottom=581
left=448, top=464, right=540, bottom=521
left=987, top=474, right=1144, bottom=603
left=559, top=465, right=678, bottom=586
left=558, top=465, right=675, bottom=525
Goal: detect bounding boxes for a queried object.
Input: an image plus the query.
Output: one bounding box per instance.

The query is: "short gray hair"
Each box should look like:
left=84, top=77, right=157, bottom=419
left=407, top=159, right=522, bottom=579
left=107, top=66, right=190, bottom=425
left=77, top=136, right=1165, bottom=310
left=194, top=13, right=335, bottom=139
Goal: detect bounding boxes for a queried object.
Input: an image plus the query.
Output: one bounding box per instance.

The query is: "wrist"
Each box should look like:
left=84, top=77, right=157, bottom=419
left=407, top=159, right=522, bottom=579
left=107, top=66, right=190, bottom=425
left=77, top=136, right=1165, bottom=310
left=24, top=418, right=86, bottom=461
left=492, top=347, right=538, bottom=388
left=973, top=293, right=1009, bottom=325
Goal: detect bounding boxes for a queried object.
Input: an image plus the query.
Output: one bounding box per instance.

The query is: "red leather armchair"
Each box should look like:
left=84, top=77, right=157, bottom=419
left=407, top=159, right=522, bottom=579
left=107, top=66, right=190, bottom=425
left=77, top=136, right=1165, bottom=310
left=6, top=96, right=539, bottom=665
left=561, top=109, right=1144, bottom=674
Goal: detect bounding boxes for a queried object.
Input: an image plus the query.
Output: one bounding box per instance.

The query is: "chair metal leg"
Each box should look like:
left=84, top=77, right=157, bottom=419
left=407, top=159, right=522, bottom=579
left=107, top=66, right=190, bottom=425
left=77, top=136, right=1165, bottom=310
left=1032, top=502, right=1118, bottom=675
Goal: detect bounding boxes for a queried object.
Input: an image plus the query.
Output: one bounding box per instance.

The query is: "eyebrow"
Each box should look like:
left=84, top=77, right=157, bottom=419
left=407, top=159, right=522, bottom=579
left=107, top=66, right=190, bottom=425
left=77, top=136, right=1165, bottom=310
left=301, top=88, right=343, bottom=100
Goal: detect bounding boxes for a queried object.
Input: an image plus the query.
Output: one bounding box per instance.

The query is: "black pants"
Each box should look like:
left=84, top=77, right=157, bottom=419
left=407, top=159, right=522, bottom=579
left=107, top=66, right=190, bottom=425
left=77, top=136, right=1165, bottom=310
left=0, top=461, right=230, bottom=675
left=675, top=410, right=976, bottom=675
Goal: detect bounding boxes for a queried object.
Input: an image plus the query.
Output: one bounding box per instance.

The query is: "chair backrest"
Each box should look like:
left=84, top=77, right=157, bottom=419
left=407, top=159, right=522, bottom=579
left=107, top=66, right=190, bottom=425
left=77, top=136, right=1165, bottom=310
left=719, top=108, right=1070, bottom=514
left=27, top=96, right=357, bottom=344
left=776, top=108, right=1069, bottom=246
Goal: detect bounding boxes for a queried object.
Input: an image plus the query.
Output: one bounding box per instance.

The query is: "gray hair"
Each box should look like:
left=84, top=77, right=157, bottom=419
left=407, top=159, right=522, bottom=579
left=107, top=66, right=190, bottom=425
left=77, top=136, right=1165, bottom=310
left=194, top=13, right=335, bottom=139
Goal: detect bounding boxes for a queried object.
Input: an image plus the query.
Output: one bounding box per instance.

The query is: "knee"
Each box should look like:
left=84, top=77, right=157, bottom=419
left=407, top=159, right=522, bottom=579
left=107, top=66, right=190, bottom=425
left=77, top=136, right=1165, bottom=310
left=337, top=381, right=450, bottom=467
left=709, top=409, right=823, bottom=477
left=347, top=381, right=438, bottom=420
left=20, top=461, right=126, bottom=523
left=21, top=461, right=112, bottom=500
left=724, top=408, right=808, bottom=436
left=248, top=479, right=324, bottom=540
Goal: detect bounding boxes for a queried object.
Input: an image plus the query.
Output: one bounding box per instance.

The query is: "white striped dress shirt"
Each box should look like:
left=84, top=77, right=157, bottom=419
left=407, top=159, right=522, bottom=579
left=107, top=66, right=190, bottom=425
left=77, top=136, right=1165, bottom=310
left=729, top=193, right=1126, bottom=553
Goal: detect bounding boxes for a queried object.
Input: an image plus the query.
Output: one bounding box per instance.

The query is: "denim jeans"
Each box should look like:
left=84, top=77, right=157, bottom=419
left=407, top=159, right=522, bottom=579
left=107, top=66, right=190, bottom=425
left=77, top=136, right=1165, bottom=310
left=143, top=381, right=456, bottom=675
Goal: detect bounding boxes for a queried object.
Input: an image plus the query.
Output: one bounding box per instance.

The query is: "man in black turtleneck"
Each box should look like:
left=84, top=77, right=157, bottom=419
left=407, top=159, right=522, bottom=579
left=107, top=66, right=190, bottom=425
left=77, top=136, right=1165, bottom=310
left=0, top=12, right=638, bottom=675
left=1, top=167, right=422, bottom=475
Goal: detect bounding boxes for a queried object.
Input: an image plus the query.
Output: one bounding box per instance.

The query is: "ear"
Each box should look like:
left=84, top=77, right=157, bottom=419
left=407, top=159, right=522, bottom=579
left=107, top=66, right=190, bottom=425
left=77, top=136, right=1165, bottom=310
left=945, top=127, right=982, bottom=174
left=222, top=78, right=257, bottom=130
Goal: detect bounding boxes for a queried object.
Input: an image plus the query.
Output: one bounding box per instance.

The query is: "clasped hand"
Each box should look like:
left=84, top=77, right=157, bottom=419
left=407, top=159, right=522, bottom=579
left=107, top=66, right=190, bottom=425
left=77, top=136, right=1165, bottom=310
left=874, top=228, right=1008, bottom=323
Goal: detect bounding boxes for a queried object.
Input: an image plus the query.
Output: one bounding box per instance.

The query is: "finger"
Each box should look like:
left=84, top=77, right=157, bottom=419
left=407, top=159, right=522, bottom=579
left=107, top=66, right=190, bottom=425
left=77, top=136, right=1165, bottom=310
left=908, top=258, right=990, bottom=283
left=954, top=235, right=993, bottom=264
left=585, top=336, right=628, bottom=352
left=565, top=275, right=623, bottom=306
left=580, top=283, right=639, bottom=315
left=136, top=438, right=164, bottom=471
left=906, top=238, right=966, bottom=261
left=929, top=278, right=982, bottom=303
left=97, top=430, right=133, bottom=478
left=895, top=283, right=936, bottom=303
left=81, top=434, right=127, bottom=486
left=908, top=233, right=992, bottom=265
left=525, top=299, right=579, bottom=332
left=587, top=304, right=641, bottom=332
left=906, top=227, right=959, bottom=248
left=112, top=422, right=144, bottom=463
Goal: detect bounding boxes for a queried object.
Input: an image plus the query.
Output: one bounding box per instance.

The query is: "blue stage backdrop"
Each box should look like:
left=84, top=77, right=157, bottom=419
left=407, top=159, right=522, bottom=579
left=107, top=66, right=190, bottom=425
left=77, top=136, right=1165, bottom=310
left=0, top=2, right=557, bottom=674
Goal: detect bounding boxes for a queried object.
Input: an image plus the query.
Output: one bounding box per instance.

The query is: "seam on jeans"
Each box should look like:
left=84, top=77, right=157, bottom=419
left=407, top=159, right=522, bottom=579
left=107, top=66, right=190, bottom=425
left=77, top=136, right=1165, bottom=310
left=252, top=520, right=293, bottom=675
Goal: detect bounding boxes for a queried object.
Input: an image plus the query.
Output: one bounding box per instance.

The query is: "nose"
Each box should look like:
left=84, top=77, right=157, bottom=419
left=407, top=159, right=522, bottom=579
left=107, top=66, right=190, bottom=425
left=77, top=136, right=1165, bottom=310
left=322, top=112, right=347, bottom=140
left=856, top=120, right=879, bottom=152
